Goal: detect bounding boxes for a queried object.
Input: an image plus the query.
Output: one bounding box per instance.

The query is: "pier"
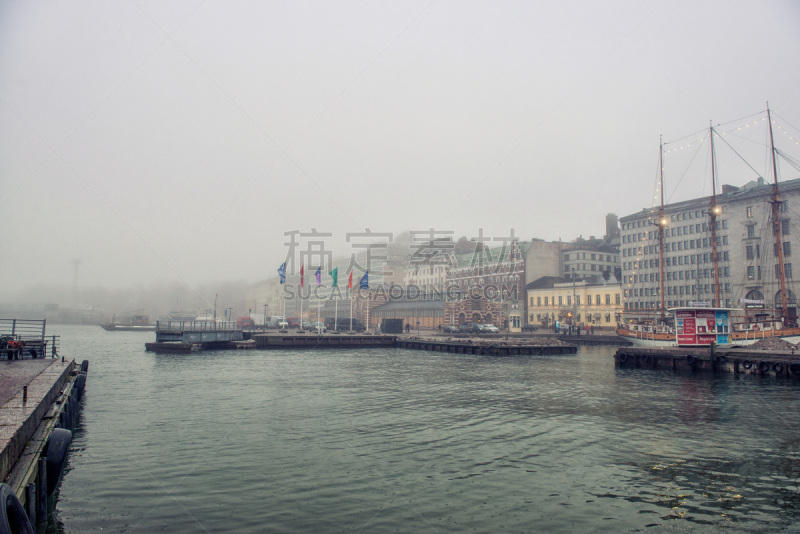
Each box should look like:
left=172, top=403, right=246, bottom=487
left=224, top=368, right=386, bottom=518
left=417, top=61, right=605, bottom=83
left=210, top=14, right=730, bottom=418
left=146, top=325, right=579, bottom=355
left=614, top=345, right=800, bottom=377
left=397, top=338, right=577, bottom=356
left=1, top=355, right=87, bottom=530
left=253, top=333, right=396, bottom=349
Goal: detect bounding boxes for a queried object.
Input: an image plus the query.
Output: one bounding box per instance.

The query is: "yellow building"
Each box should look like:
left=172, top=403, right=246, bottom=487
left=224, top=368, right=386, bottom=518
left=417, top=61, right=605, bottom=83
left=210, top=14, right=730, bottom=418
left=526, top=275, right=622, bottom=331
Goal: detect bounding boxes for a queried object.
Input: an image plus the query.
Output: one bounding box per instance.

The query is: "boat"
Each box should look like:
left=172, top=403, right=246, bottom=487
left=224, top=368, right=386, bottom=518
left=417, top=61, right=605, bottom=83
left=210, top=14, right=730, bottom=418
left=617, top=106, right=800, bottom=347
left=101, top=311, right=155, bottom=332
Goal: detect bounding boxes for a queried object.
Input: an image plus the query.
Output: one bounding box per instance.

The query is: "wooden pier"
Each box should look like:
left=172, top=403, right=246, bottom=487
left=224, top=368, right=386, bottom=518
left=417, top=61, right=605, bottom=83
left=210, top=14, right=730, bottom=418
left=614, top=346, right=800, bottom=377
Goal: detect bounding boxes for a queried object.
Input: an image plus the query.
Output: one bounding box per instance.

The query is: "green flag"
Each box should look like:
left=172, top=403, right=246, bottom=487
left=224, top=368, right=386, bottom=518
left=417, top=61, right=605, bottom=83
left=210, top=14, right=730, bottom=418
left=329, top=267, right=338, bottom=287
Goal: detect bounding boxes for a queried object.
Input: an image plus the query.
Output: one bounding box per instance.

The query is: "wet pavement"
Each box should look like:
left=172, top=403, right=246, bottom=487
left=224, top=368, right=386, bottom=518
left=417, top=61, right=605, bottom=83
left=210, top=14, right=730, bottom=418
left=0, top=358, right=58, bottom=407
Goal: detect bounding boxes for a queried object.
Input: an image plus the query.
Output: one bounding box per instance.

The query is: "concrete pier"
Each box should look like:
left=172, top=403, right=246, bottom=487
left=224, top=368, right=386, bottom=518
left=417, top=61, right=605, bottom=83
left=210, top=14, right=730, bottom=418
left=614, top=346, right=800, bottom=377
left=397, top=338, right=577, bottom=356
left=254, top=333, right=396, bottom=349
left=1, top=358, right=75, bottom=498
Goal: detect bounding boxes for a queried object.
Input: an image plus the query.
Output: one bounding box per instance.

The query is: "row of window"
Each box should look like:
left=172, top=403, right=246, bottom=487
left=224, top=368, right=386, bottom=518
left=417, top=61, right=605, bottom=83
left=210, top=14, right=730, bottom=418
left=625, top=284, right=732, bottom=297
left=625, top=299, right=734, bottom=309
left=563, top=253, right=617, bottom=262
left=622, top=220, right=730, bottom=243
left=621, top=201, right=788, bottom=233
left=623, top=237, right=729, bottom=258
left=530, top=294, right=622, bottom=307
left=746, top=220, right=790, bottom=237
left=563, top=264, right=611, bottom=273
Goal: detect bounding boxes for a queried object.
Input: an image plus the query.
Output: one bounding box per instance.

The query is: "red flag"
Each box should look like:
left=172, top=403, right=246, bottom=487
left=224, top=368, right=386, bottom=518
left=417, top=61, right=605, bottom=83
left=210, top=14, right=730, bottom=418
left=347, top=270, right=353, bottom=289
left=300, top=264, right=304, bottom=287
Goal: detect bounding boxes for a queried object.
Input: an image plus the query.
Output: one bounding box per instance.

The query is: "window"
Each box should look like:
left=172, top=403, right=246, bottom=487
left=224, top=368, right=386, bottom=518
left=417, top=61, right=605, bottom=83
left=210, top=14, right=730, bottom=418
left=537, top=297, right=541, bottom=306
left=747, top=206, right=753, bottom=218
left=746, top=245, right=754, bottom=259
left=558, top=296, right=562, bottom=306
left=786, top=242, right=792, bottom=257
left=747, top=225, right=756, bottom=238
left=748, top=266, right=755, bottom=279
left=544, top=297, right=549, bottom=306
left=605, top=294, right=610, bottom=305
left=567, top=296, right=572, bottom=306
left=787, top=264, right=793, bottom=278
left=783, top=220, right=791, bottom=235
left=615, top=294, right=621, bottom=305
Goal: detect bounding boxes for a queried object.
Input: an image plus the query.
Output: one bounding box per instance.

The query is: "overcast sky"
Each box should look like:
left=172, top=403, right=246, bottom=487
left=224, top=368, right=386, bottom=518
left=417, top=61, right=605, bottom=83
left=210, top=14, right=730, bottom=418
left=2, top=0, right=800, bottom=299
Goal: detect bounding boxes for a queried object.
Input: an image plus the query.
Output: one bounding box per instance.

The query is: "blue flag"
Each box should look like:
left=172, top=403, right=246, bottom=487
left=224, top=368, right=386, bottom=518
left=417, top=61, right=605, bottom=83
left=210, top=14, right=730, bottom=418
left=359, top=271, right=369, bottom=290
left=277, top=262, right=286, bottom=284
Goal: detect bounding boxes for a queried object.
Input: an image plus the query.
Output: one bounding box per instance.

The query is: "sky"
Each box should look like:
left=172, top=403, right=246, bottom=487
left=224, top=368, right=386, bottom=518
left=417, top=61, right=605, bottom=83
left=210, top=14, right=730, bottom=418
left=2, top=0, right=800, bottom=301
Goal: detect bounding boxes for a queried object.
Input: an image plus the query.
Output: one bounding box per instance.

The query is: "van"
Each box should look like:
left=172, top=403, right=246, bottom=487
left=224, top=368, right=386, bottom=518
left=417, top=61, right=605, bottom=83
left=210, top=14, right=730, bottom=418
left=324, top=317, right=366, bottom=332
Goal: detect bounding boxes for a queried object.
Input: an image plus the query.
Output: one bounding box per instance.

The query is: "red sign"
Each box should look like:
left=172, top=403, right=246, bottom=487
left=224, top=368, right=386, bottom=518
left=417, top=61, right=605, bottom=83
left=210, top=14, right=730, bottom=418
left=677, top=334, right=697, bottom=345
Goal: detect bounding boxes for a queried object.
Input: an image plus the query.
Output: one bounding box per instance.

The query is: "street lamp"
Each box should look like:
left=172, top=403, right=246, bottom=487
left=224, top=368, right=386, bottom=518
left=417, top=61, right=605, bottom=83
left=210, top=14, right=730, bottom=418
left=572, top=268, right=577, bottom=331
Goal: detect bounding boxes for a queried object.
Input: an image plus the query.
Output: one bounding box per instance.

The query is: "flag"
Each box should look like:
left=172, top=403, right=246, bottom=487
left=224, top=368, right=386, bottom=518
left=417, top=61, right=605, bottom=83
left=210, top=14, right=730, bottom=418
left=348, top=270, right=353, bottom=289
left=277, top=262, right=286, bottom=284
left=300, top=264, right=304, bottom=287
left=360, top=271, right=369, bottom=290
left=330, top=267, right=338, bottom=287
left=315, top=267, right=321, bottom=286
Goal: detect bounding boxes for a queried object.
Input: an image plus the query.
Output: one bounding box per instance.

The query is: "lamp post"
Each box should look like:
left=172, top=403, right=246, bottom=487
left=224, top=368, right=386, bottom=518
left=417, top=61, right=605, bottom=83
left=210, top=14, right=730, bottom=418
left=572, top=268, right=577, bottom=331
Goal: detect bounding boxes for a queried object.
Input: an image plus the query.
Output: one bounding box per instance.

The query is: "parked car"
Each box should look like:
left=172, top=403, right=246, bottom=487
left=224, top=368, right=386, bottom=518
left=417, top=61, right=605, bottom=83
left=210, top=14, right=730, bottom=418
left=521, top=324, right=538, bottom=332
left=482, top=324, right=500, bottom=333
left=458, top=323, right=477, bottom=333
left=442, top=325, right=460, bottom=334
left=307, top=321, right=326, bottom=333
left=324, top=317, right=367, bottom=332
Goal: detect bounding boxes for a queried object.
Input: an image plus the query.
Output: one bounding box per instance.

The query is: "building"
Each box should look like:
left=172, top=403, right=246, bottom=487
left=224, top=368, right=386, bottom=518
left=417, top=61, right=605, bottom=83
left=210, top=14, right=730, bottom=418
left=526, top=275, right=622, bottom=329
left=562, top=243, right=620, bottom=280
left=619, top=176, right=800, bottom=318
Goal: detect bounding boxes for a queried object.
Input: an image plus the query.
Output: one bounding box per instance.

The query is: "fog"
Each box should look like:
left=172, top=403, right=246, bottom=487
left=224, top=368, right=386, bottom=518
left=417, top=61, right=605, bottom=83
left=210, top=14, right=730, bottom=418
left=2, top=0, right=799, bottom=314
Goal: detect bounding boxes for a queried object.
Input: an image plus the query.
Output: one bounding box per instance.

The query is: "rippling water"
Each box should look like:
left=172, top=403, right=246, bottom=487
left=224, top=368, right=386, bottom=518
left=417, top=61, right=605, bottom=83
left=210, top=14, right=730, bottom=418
left=46, top=325, right=800, bottom=533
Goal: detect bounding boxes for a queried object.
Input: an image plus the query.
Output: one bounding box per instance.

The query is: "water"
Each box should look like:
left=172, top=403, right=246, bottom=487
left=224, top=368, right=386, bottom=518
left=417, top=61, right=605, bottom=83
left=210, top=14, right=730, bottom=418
left=46, top=325, right=800, bottom=532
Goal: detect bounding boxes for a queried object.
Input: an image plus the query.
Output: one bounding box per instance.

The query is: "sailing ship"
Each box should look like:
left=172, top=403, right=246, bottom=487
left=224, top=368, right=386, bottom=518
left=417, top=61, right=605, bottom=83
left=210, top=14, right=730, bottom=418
left=617, top=106, right=800, bottom=347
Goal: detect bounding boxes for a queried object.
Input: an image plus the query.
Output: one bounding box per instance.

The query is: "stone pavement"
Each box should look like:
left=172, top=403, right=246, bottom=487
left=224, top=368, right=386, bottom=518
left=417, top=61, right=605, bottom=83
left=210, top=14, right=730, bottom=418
left=0, top=358, right=56, bottom=407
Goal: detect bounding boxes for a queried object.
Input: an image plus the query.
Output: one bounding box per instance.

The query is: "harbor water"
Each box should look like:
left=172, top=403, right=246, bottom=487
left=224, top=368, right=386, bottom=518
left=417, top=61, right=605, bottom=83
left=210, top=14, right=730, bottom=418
left=48, top=325, right=800, bottom=532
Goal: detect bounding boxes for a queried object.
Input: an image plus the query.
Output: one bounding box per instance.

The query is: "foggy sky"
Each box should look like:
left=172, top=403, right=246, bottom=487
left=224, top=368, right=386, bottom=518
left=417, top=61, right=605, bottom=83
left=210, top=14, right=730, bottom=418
left=2, top=0, right=800, bottom=303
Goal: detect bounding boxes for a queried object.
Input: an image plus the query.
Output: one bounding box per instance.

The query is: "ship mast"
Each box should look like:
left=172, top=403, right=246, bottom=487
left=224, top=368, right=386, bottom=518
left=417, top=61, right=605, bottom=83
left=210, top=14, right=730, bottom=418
left=767, top=104, right=789, bottom=319
left=708, top=123, right=722, bottom=307
left=657, top=137, right=667, bottom=321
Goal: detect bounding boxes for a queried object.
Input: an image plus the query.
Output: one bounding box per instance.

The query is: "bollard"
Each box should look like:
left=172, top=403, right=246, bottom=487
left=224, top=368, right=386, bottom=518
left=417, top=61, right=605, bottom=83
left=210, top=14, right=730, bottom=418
left=23, top=385, right=27, bottom=404
left=25, top=483, right=37, bottom=525
left=37, top=457, right=47, bottom=524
